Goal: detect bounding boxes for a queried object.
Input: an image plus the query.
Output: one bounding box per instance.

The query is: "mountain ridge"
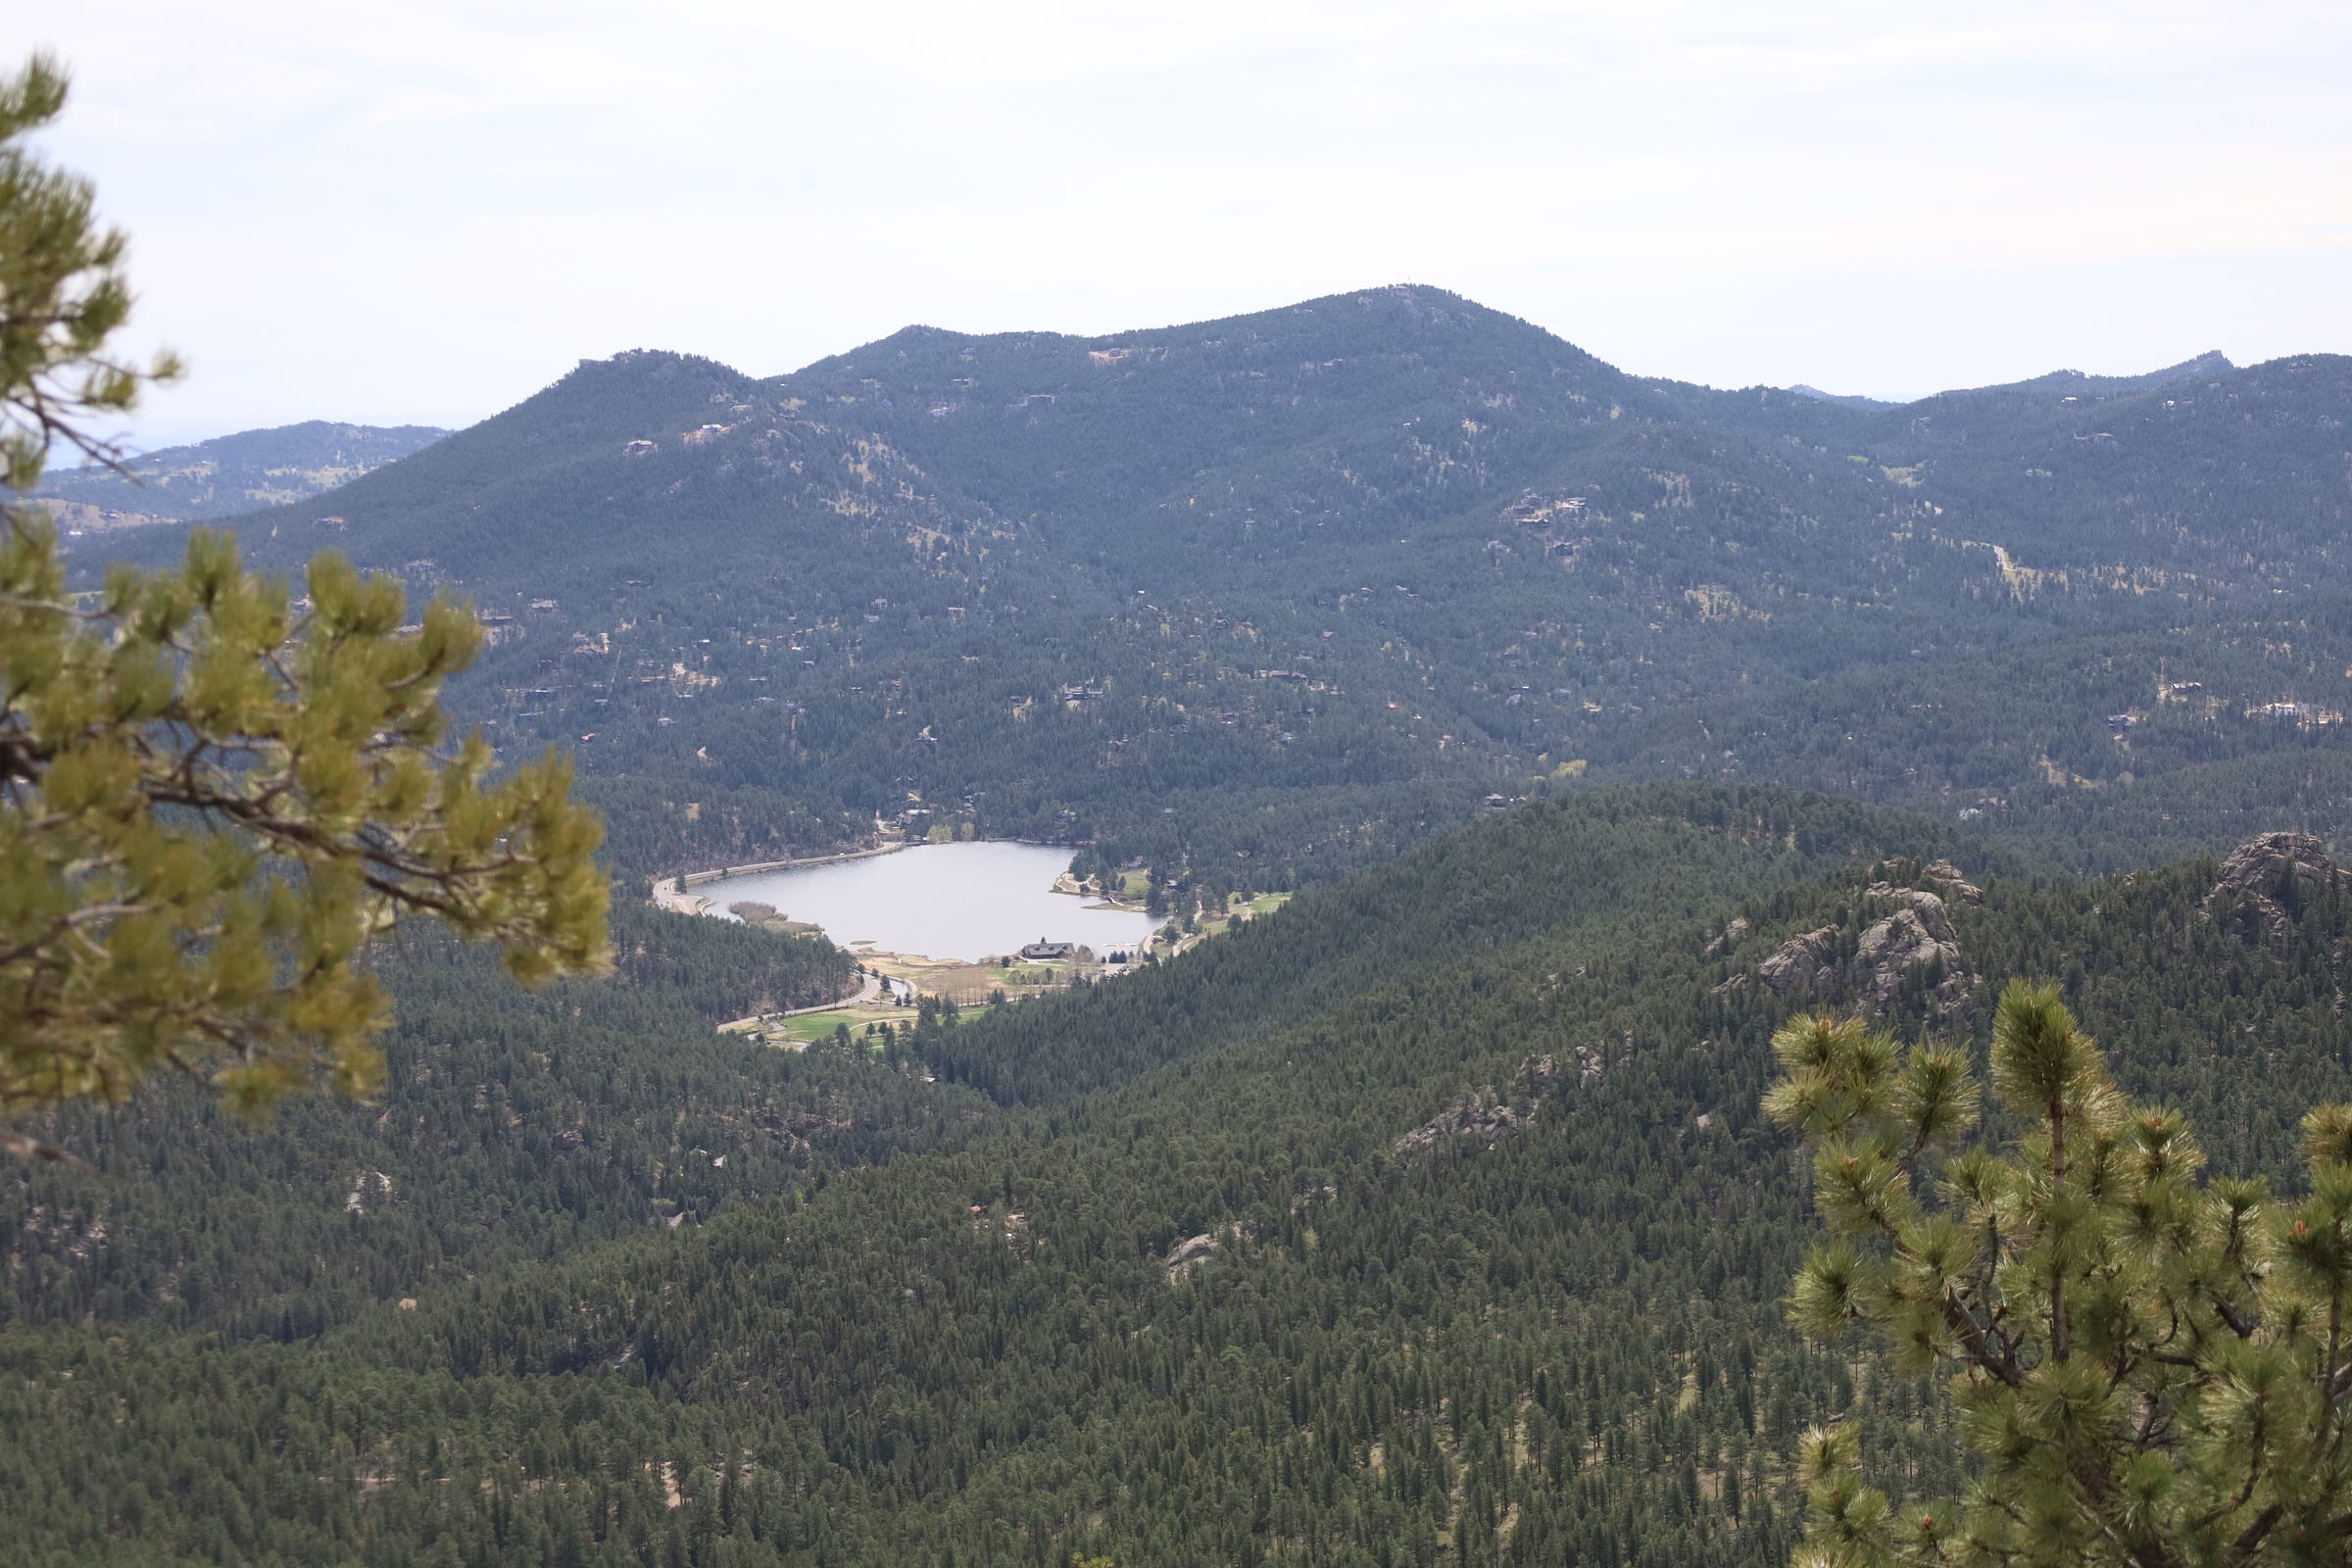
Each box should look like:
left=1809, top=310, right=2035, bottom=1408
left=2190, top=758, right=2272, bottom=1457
left=31, top=418, right=447, bottom=527
left=67, top=287, right=2352, bottom=887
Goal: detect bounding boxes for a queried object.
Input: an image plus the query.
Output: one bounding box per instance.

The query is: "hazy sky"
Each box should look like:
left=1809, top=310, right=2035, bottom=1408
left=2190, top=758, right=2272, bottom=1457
left=26, top=1, right=2352, bottom=445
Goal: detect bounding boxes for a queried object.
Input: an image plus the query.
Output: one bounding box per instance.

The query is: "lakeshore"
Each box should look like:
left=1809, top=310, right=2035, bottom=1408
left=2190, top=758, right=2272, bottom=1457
left=658, top=841, right=1291, bottom=1046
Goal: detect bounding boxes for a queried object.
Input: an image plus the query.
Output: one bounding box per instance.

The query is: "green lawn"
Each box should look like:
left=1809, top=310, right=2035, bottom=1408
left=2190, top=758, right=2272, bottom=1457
left=757, top=1007, right=919, bottom=1047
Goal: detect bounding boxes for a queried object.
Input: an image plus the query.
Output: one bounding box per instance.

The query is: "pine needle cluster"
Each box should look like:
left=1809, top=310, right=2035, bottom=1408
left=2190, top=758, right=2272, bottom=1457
left=1768, top=980, right=2352, bottom=1567
left=0, top=53, right=608, bottom=1155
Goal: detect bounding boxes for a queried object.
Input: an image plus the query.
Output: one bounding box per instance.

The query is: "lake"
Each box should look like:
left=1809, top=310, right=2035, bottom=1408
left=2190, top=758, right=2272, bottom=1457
left=698, top=841, right=1158, bottom=960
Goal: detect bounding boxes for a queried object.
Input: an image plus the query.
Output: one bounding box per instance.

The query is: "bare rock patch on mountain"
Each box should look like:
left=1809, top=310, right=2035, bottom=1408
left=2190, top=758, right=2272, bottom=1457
left=1392, top=1049, right=1589, bottom=1157
left=1751, top=864, right=1977, bottom=1015
left=2202, top=832, right=2341, bottom=941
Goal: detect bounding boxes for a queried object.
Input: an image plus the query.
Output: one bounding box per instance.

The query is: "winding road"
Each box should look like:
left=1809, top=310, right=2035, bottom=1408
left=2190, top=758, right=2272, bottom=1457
left=714, top=969, right=904, bottom=1034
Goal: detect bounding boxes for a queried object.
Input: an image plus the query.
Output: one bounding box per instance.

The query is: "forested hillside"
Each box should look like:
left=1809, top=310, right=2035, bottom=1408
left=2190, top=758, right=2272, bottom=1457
left=8, top=786, right=2349, bottom=1565
left=74, top=287, right=2352, bottom=888
left=34, top=420, right=447, bottom=526
left=71, top=289, right=2352, bottom=889
left=24, top=288, right=2350, bottom=1563
left=1, top=904, right=907, bottom=1343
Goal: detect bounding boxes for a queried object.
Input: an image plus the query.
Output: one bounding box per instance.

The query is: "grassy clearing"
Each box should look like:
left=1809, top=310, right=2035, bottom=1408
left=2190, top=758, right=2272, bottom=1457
left=740, top=888, right=1296, bottom=1038
left=755, top=1004, right=922, bottom=1048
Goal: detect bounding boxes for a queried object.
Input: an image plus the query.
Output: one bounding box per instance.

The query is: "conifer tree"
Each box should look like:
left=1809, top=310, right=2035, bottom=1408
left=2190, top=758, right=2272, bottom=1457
left=1768, top=981, right=2352, bottom=1567
left=0, top=52, right=608, bottom=1156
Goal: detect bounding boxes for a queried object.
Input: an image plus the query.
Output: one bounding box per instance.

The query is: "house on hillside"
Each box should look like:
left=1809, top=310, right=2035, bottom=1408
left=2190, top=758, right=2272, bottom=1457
left=1019, top=939, right=1073, bottom=960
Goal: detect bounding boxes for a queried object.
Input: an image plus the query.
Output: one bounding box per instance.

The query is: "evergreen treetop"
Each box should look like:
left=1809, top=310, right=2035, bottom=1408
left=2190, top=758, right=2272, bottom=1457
left=1772, top=981, right=2352, bottom=1567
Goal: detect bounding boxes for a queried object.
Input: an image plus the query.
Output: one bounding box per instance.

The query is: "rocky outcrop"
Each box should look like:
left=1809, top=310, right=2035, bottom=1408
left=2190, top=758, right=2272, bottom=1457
left=2203, top=832, right=2339, bottom=940
left=1854, top=891, right=1967, bottom=1012
left=1393, top=1093, right=1537, bottom=1155
left=1920, top=858, right=1984, bottom=906
left=1754, top=880, right=1971, bottom=1016
left=1758, top=927, right=1839, bottom=996
left=1865, top=888, right=1954, bottom=940
left=1165, top=1232, right=1221, bottom=1276
left=345, top=1169, right=394, bottom=1214
left=1392, top=1050, right=1582, bottom=1157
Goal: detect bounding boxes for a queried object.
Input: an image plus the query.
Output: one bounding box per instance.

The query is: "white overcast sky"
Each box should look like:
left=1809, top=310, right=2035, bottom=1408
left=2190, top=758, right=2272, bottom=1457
left=24, top=0, right=2352, bottom=444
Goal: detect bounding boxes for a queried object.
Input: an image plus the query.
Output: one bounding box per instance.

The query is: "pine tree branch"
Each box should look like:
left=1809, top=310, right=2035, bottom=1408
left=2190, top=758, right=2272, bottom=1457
left=2226, top=1501, right=2283, bottom=1563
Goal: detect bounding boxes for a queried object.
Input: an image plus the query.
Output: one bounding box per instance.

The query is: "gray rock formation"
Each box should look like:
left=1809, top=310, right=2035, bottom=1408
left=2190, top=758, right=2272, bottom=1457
left=1757, top=927, right=1839, bottom=996
left=2203, top=832, right=2339, bottom=939
left=1391, top=1051, right=1577, bottom=1156
left=1920, top=858, right=1984, bottom=906
left=1755, top=882, right=1971, bottom=1015
left=1854, top=891, right=1967, bottom=1012
left=1165, top=1233, right=1221, bottom=1276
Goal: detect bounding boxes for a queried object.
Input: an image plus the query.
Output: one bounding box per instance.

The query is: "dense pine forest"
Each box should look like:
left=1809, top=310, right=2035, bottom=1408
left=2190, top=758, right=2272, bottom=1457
left=10, top=287, right=2352, bottom=1563
left=8, top=784, right=2351, bottom=1565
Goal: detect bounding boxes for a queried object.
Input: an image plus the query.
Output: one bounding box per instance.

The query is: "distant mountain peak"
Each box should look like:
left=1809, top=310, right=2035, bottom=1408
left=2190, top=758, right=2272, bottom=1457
left=569, top=348, right=750, bottom=385
left=1787, top=383, right=1897, bottom=409
left=2164, top=349, right=2234, bottom=379
left=33, top=420, right=449, bottom=527
left=812, top=284, right=1592, bottom=378
left=2041, top=349, right=2233, bottom=385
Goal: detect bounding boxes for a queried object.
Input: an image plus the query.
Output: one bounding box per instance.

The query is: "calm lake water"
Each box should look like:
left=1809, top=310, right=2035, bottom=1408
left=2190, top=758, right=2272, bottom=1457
left=700, top=841, right=1158, bottom=960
